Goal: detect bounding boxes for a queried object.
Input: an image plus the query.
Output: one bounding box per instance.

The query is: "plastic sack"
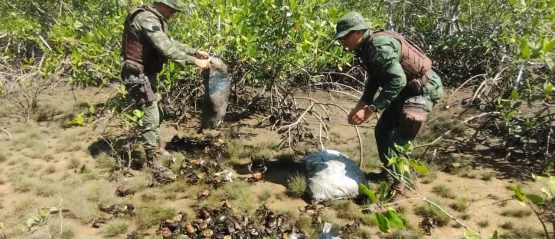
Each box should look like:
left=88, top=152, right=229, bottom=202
left=319, top=223, right=341, bottom=239
left=200, top=57, right=230, bottom=131
left=303, top=150, right=369, bottom=203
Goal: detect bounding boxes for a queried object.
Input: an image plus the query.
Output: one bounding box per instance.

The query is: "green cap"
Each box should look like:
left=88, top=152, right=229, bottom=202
left=154, top=0, right=184, bottom=12
left=333, top=12, right=370, bottom=40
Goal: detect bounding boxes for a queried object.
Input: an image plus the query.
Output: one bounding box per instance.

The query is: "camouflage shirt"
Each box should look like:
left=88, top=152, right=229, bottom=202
left=356, top=31, right=406, bottom=111
left=130, top=6, right=197, bottom=66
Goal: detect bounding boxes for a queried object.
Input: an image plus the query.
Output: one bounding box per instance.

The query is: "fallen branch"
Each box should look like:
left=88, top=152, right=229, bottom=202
left=416, top=111, right=501, bottom=150
left=445, top=73, right=486, bottom=106
left=0, top=128, right=11, bottom=141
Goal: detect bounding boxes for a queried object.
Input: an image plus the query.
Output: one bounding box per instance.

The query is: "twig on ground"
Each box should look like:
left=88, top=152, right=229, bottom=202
left=0, top=128, right=12, bottom=141
left=416, top=112, right=501, bottom=157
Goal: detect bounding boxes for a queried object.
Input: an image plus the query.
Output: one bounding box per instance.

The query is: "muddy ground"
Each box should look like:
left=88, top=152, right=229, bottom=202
left=0, top=85, right=548, bottom=239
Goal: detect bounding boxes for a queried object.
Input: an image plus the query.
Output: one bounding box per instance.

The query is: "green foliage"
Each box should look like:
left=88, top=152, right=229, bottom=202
left=464, top=230, right=498, bottom=239
left=359, top=183, right=406, bottom=233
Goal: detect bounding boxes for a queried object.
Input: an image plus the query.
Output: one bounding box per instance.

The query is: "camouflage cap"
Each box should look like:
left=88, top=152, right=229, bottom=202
left=333, top=12, right=370, bottom=40
left=154, top=0, right=184, bottom=12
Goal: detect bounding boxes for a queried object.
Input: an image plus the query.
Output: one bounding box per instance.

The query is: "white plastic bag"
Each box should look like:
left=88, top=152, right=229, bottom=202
left=319, top=223, right=342, bottom=239
left=303, top=150, right=369, bottom=203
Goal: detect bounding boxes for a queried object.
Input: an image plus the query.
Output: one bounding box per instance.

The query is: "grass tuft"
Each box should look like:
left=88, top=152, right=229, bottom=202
left=101, top=219, right=129, bottom=238
left=449, top=198, right=468, bottom=212
left=501, top=209, right=532, bottom=218
left=137, top=204, right=176, bottom=230
left=384, top=229, right=423, bottom=239
left=286, top=172, right=307, bottom=198
left=414, top=203, right=450, bottom=227
left=500, top=221, right=514, bottom=230
left=258, top=188, right=272, bottom=202
left=67, top=157, right=81, bottom=169
left=431, top=184, right=456, bottom=199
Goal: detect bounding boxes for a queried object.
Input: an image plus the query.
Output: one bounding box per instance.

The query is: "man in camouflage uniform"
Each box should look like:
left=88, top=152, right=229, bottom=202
left=120, top=0, right=210, bottom=174
left=334, top=12, right=443, bottom=201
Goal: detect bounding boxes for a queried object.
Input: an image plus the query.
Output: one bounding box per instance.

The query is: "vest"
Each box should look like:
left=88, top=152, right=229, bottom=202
left=120, top=6, right=168, bottom=74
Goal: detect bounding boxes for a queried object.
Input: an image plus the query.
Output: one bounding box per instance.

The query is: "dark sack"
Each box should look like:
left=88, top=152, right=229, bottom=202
left=399, top=96, right=428, bottom=137
left=200, top=57, right=230, bottom=131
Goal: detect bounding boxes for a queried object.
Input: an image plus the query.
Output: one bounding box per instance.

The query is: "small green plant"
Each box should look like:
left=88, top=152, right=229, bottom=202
left=66, top=101, right=96, bottom=127
left=286, top=172, right=307, bottom=198
left=359, top=182, right=407, bottom=233
left=449, top=198, right=469, bottom=212
left=431, top=184, right=456, bottom=199
left=22, top=207, right=70, bottom=234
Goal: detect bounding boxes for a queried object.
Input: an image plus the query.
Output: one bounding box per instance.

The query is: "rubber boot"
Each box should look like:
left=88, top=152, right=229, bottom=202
left=145, top=150, right=172, bottom=173
left=389, top=180, right=405, bottom=202
left=366, top=170, right=389, bottom=182
left=156, top=140, right=176, bottom=162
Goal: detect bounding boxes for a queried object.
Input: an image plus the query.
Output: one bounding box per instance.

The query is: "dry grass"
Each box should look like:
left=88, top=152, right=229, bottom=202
left=136, top=203, right=176, bottom=229
left=48, top=221, right=76, bottom=239
left=61, top=179, right=118, bottom=223
left=67, top=157, right=81, bottom=169
left=198, top=181, right=255, bottom=216
left=95, top=152, right=116, bottom=169
left=501, top=226, right=545, bottom=239
left=43, top=165, right=57, bottom=175
left=12, top=179, right=33, bottom=193
left=43, top=153, right=55, bottom=162
left=0, top=153, right=7, bottom=163
left=414, top=203, right=450, bottom=227
left=34, top=182, right=58, bottom=197
left=481, top=171, right=496, bottom=181
left=420, top=169, right=437, bottom=184
left=477, top=219, right=489, bottom=228
left=258, top=188, right=272, bottom=202
left=384, top=229, right=423, bottom=239
left=12, top=197, right=36, bottom=220
left=449, top=198, right=468, bottom=212
left=501, top=209, right=532, bottom=218
left=500, top=221, right=514, bottom=230
left=431, top=184, right=456, bottom=199
left=101, top=219, right=129, bottom=238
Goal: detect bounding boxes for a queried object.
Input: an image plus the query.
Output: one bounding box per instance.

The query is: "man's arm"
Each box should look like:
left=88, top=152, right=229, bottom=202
left=367, top=37, right=406, bottom=111
left=136, top=12, right=196, bottom=66
left=170, top=38, right=198, bottom=56
left=360, top=76, right=379, bottom=106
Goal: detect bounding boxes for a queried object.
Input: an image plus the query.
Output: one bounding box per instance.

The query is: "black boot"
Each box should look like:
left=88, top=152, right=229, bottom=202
left=366, top=170, right=389, bottom=181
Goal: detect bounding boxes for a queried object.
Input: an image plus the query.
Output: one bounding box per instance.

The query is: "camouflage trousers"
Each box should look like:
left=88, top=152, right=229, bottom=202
left=125, top=73, right=162, bottom=152
left=375, top=72, right=443, bottom=174
left=140, top=100, right=162, bottom=152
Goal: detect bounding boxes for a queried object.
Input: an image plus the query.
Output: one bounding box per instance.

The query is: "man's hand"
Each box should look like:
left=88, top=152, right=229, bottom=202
left=348, top=106, right=373, bottom=125
left=194, top=59, right=210, bottom=69
left=194, top=50, right=210, bottom=59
